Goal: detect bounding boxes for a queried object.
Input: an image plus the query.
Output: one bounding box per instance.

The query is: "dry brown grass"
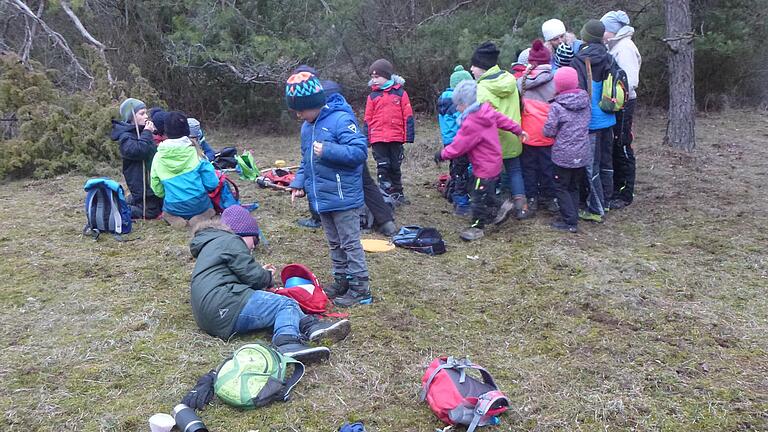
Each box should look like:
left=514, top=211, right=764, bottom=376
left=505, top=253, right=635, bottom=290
left=1, top=110, right=767, bottom=431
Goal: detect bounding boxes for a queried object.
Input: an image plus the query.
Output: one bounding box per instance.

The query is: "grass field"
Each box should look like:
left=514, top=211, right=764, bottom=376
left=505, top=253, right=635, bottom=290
left=1, top=110, right=767, bottom=431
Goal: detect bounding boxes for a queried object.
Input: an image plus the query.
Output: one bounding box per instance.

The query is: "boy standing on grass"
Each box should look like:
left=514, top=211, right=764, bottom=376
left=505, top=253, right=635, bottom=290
left=285, top=72, right=372, bottom=307
left=543, top=67, right=592, bottom=233
left=434, top=80, right=528, bottom=241
left=364, top=59, right=415, bottom=205
left=110, top=97, right=163, bottom=219
left=437, top=65, right=474, bottom=216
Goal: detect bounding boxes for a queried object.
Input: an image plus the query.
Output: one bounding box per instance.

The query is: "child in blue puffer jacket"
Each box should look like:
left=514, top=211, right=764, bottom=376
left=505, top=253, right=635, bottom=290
left=437, top=65, right=474, bottom=216
left=285, top=72, right=372, bottom=307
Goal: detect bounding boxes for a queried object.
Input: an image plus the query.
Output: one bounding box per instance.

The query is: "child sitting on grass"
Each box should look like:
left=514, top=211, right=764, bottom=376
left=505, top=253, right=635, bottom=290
left=434, top=80, right=528, bottom=241
left=150, top=112, right=219, bottom=228
left=543, top=67, right=592, bottom=233
left=189, top=205, right=351, bottom=363
left=285, top=72, right=372, bottom=307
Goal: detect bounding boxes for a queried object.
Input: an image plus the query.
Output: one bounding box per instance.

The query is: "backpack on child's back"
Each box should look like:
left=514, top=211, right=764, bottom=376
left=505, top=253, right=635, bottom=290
left=209, top=171, right=241, bottom=214
left=585, top=57, right=628, bottom=112
left=83, top=178, right=132, bottom=240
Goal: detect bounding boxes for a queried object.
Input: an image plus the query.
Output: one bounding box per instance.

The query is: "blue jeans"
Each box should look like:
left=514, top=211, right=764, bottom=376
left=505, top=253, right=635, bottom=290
left=502, top=157, right=526, bottom=197
left=233, top=291, right=305, bottom=343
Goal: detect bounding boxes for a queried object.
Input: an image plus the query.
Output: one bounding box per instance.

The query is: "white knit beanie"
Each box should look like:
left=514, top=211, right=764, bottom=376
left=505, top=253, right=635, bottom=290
left=542, top=19, right=567, bottom=42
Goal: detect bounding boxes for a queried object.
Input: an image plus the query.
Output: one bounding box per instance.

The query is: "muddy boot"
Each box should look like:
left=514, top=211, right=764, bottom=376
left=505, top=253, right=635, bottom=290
left=513, top=195, right=534, bottom=219
left=299, top=316, right=351, bottom=343
left=460, top=226, right=484, bottom=241
left=273, top=334, right=330, bottom=364
left=333, top=276, right=372, bottom=307
left=492, top=199, right=515, bottom=225
left=323, top=273, right=349, bottom=299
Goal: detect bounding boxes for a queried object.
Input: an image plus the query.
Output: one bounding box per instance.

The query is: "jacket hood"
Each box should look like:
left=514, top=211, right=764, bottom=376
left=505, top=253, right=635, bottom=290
left=317, top=92, right=357, bottom=123
left=520, top=65, right=554, bottom=91
left=555, top=90, right=590, bottom=111
left=478, top=66, right=517, bottom=98
left=156, top=137, right=200, bottom=174
left=369, top=74, right=406, bottom=90
left=611, top=26, right=635, bottom=41
left=461, top=103, right=498, bottom=130
left=111, top=120, right=143, bottom=141
left=578, top=43, right=613, bottom=78
left=189, top=227, right=235, bottom=258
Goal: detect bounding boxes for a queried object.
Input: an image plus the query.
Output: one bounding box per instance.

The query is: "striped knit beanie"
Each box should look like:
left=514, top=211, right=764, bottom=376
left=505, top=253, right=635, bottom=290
left=285, top=72, right=326, bottom=111
left=555, top=43, right=575, bottom=67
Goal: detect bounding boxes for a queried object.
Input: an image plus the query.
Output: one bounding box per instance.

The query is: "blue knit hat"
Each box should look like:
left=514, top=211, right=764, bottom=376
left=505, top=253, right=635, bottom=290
left=150, top=108, right=168, bottom=135
left=285, top=72, right=326, bottom=111
left=119, top=98, right=146, bottom=122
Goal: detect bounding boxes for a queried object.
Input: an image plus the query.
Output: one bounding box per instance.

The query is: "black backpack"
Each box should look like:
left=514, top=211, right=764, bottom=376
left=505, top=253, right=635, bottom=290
left=392, top=226, right=446, bottom=255
left=212, top=147, right=238, bottom=170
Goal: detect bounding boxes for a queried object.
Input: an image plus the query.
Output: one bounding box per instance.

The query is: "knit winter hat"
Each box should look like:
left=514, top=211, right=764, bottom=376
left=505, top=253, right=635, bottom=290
left=449, top=65, right=473, bottom=89
left=119, top=98, right=146, bottom=123
left=542, top=19, right=567, bottom=42
left=471, top=41, right=500, bottom=71
left=149, top=108, right=168, bottom=135
left=368, top=59, right=394, bottom=79
left=285, top=72, right=326, bottom=111
left=187, top=117, right=203, bottom=138
left=321, top=79, right=342, bottom=96
left=527, top=40, right=551, bottom=66
left=164, top=111, right=190, bottom=139
left=517, top=48, right=531, bottom=65
left=221, top=205, right=261, bottom=238
left=600, top=10, right=630, bottom=34
left=554, top=66, right=579, bottom=94
left=555, top=43, right=575, bottom=67
left=581, top=19, right=606, bottom=44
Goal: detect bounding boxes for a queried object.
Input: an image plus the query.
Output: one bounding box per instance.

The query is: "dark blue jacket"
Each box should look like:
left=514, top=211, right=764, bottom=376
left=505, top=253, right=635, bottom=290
left=110, top=120, right=159, bottom=201
left=289, top=94, right=368, bottom=213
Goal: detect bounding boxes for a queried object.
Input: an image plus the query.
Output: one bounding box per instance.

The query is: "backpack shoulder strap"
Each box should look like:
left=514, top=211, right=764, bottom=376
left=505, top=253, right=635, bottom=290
left=419, top=357, right=472, bottom=401
left=466, top=390, right=510, bottom=432
left=278, top=356, right=305, bottom=402
left=585, top=57, right=593, bottom=99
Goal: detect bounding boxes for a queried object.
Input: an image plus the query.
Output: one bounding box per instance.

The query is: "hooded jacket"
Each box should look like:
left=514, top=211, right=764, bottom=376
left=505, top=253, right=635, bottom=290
left=571, top=43, right=617, bottom=131
left=606, top=26, right=641, bottom=100
left=440, top=102, right=523, bottom=179
left=189, top=226, right=273, bottom=339
left=110, top=120, right=158, bottom=202
left=437, top=88, right=460, bottom=145
left=543, top=89, right=592, bottom=168
left=290, top=93, right=368, bottom=213
left=150, top=136, right=219, bottom=218
left=518, top=65, right=557, bottom=147
left=476, top=65, right=523, bottom=158
left=364, top=75, right=415, bottom=144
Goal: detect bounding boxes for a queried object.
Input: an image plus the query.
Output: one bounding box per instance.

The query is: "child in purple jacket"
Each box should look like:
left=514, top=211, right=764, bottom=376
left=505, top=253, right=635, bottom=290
left=543, top=67, right=592, bottom=233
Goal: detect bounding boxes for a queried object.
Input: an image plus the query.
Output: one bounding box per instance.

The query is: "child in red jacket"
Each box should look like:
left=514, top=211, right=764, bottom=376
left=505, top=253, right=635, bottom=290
left=364, top=59, right=415, bottom=205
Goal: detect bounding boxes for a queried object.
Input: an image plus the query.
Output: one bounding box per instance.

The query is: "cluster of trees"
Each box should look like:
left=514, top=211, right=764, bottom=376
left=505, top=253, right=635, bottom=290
left=0, top=0, right=766, bottom=176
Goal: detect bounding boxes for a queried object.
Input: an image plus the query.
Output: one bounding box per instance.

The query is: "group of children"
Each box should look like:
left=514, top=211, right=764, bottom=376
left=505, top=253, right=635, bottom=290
left=436, top=11, right=641, bottom=237
left=104, top=9, right=641, bottom=363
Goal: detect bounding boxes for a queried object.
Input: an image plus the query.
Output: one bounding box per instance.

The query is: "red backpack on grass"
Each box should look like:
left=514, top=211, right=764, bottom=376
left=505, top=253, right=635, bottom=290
left=271, top=264, right=331, bottom=315
left=420, top=356, right=510, bottom=432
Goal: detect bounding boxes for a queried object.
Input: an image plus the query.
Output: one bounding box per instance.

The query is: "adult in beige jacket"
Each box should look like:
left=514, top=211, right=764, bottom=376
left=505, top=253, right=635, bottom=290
left=601, top=10, right=641, bottom=208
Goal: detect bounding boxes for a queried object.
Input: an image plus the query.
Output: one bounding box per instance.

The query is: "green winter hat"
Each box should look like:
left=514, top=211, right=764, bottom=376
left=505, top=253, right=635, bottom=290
left=450, top=65, right=473, bottom=89
left=119, top=97, right=146, bottom=123
left=581, top=19, right=605, bottom=44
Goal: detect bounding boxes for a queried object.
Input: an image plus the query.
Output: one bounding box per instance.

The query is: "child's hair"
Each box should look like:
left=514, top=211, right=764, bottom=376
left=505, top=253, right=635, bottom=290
left=451, top=80, right=477, bottom=107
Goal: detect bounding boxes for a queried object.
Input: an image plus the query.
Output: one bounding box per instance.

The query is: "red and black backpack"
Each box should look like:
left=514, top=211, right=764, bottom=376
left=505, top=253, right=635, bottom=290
left=271, top=264, right=330, bottom=315
left=420, top=356, right=510, bottom=432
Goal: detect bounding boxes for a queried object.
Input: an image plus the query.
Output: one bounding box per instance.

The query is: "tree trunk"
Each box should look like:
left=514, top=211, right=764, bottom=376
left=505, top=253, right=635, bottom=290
left=663, top=0, right=696, bottom=151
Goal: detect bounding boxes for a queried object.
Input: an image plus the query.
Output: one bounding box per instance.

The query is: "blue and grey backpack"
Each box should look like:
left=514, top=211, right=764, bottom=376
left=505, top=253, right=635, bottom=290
left=83, top=178, right=132, bottom=240
left=392, top=226, right=446, bottom=256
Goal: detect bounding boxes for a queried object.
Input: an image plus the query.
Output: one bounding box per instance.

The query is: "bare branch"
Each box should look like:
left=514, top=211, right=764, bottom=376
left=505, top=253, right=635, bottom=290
left=59, top=0, right=114, bottom=85
left=417, top=0, right=474, bottom=27
left=8, top=0, right=93, bottom=82
left=318, top=0, right=332, bottom=14
left=19, top=0, right=43, bottom=65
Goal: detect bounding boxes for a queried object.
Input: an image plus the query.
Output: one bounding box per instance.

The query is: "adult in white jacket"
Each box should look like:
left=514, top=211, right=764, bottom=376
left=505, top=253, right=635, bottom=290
left=601, top=10, right=641, bottom=209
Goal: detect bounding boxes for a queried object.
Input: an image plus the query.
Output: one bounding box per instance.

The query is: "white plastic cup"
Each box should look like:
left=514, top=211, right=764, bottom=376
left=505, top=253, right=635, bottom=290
left=149, top=413, right=176, bottom=432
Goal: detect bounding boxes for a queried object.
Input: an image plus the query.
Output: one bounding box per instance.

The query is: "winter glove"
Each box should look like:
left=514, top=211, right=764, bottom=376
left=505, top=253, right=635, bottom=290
left=433, top=150, right=444, bottom=165
left=181, top=369, right=217, bottom=410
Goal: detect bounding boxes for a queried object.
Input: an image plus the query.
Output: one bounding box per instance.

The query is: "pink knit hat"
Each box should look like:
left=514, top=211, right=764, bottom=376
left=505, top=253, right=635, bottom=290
left=554, top=66, right=579, bottom=94
left=221, top=205, right=260, bottom=238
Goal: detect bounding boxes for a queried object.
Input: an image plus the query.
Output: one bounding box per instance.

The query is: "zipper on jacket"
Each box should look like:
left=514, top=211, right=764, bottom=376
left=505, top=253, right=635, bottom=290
left=336, top=173, right=344, bottom=200
left=310, top=123, right=320, bottom=213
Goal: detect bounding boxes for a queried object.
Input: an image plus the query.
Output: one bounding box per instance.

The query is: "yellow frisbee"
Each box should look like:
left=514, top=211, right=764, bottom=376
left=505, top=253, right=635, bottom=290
left=361, top=238, right=395, bottom=252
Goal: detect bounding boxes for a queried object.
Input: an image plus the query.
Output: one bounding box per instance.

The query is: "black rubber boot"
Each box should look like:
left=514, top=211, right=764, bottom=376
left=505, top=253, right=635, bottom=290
left=323, top=273, right=349, bottom=299
left=333, top=276, right=372, bottom=307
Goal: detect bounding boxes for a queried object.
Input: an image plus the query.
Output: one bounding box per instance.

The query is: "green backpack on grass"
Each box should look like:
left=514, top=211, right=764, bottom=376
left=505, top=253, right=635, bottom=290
left=214, top=343, right=305, bottom=409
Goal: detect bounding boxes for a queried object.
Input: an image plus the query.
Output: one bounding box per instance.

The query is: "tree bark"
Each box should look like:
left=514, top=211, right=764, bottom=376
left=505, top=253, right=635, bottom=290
left=663, top=0, right=696, bottom=151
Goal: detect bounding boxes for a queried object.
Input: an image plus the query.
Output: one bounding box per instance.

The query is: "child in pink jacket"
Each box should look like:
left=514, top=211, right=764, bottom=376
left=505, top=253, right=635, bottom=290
left=435, top=80, right=528, bottom=241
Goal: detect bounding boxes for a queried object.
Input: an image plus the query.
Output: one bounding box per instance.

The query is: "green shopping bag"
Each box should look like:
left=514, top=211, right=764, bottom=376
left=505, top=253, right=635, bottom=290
left=236, top=150, right=260, bottom=181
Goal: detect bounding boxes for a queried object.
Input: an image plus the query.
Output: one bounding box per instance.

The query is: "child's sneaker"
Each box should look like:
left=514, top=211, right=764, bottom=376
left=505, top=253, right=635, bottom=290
left=551, top=221, right=578, bottom=233
left=273, top=335, right=330, bottom=364
left=492, top=199, right=515, bottom=225
left=297, top=217, right=322, bottom=228
left=323, top=273, right=349, bottom=299
left=391, top=193, right=411, bottom=206
left=460, top=227, right=484, bottom=241
left=300, top=316, right=351, bottom=343
left=578, top=209, right=604, bottom=223
left=513, top=195, right=534, bottom=219
left=333, top=276, right=372, bottom=307
left=606, top=199, right=627, bottom=210
left=376, top=220, right=398, bottom=237
left=454, top=205, right=471, bottom=217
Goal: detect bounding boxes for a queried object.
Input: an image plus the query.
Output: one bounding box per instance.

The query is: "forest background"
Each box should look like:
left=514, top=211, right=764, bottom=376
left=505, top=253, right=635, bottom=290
left=1, top=0, right=766, bottom=178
